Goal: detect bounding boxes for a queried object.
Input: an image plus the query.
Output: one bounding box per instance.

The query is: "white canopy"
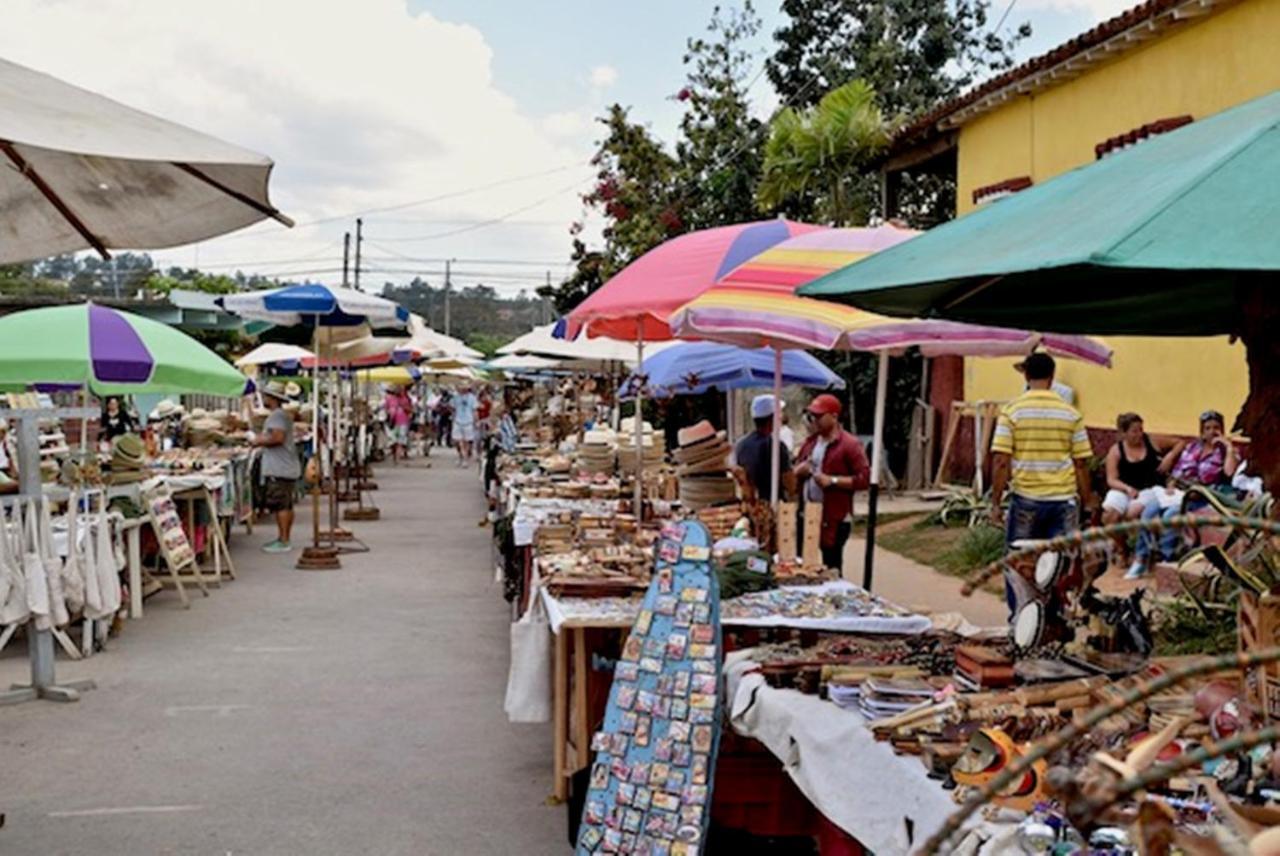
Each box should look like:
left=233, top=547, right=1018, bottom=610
left=403, top=314, right=483, bottom=361
left=498, top=323, right=672, bottom=367
left=0, top=57, right=290, bottom=263
left=234, top=342, right=314, bottom=367
left=488, top=353, right=562, bottom=373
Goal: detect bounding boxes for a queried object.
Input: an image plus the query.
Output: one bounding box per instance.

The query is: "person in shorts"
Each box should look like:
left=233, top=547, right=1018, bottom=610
left=254, top=381, right=301, bottom=553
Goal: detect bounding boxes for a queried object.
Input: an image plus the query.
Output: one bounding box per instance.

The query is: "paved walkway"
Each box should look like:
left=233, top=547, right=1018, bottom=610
left=0, top=461, right=563, bottom=855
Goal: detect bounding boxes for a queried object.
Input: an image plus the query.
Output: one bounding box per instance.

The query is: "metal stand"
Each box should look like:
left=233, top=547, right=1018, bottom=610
left=0, top=407, right=99, bottom=705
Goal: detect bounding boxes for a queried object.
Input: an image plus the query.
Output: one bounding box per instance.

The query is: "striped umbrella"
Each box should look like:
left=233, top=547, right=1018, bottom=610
left=0, top=303, right=247, bottom=396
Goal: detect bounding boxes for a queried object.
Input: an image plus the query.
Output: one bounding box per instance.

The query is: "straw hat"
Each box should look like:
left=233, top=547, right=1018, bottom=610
left=150, top=399, right=179, bottom=420
left=262, top=380, right=293, bottom=402
left=284, top=381, right=303, bottom=399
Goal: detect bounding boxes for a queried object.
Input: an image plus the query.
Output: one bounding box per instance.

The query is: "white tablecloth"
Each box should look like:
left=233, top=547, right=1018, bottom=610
left=724, top=652, right=1018, bottom=855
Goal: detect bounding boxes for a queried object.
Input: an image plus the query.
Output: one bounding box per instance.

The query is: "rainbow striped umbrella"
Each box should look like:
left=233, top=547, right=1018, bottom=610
left=669, top=225, right=918, bottom=349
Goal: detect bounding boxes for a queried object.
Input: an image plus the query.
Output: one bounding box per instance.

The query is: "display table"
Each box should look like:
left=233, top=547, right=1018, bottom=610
left=724, top=652, right=1016, bottom=854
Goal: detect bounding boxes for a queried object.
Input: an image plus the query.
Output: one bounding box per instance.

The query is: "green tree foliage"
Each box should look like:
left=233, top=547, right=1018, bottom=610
left=674, top=2, right=767, bottom=232
left=381, top=278, right=550, bottom=343
left=756, top=80, right=889, bottom=225
left=766, top=0, right=1030, bottom=116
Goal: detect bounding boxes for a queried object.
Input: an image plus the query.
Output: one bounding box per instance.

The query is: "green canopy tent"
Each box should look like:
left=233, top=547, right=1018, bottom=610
left=800, top=88, right=1280, bottom=490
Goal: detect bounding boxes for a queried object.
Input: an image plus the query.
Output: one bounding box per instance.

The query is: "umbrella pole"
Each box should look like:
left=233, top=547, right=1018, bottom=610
left=863, top=351, right=889, bottom=591
left=298, top=319, right=340, bottom=570
left=770, top=347, right=782, bottom=512
left=634, top=334, right=645, bottom=517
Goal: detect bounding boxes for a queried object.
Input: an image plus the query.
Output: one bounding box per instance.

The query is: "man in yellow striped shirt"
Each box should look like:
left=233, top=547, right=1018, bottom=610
left=989, top=353, right=1097, bottom=613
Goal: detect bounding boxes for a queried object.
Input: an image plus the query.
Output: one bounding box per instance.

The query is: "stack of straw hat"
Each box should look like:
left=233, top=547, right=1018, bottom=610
left=673, top=420, right=736, bottom=510
left=107, top=433, right=148, bottom=485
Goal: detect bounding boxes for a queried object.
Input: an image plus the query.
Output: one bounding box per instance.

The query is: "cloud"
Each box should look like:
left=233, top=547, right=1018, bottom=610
left=589, top=64, right=619, bottom=89
left=0, top=0, right=595, bottom=288
left=1015, top=0, right=1139, bottom=21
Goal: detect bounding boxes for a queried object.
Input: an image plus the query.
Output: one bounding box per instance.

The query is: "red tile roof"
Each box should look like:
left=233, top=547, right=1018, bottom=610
left=890, top=0, right=1221, bottom=154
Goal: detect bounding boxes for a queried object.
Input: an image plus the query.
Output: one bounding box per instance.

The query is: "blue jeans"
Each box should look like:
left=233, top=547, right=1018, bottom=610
left=1004, top=494, right=1079, bottom=614
left=1135, top=498, right=1206, bottom=563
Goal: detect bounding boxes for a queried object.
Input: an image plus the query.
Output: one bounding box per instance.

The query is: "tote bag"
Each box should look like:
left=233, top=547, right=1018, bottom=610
left=39, top=499, right=70, bottom=627
left=22, top=501, right=51, bottom=628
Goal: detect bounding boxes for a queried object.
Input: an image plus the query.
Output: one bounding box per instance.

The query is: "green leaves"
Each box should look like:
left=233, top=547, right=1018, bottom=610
left=756, top=80, right=888, bottom=225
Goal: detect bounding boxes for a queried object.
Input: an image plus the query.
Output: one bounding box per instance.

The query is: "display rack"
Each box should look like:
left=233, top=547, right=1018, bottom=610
left=0, top=407, right=98, bottom=705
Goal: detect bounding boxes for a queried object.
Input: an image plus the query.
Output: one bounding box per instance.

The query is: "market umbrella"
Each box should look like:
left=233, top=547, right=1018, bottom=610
left=563, top=219, right=822, bottom=510
left=0, top=303, right=247, bottom=396
left=671, top=226, right=1113, bottom=586
left=234, top=342, right=314, bottom=369
left=219, top=283, right=408, bottom=568
left=623, top=342, right=844, bottom=397
left=797, top=89, right=1280, bottom=336
left=0, top=57, right=290, bottom=264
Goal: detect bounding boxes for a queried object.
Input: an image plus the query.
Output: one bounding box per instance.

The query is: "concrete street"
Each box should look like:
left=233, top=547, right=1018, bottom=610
left=0, top=461, right=564, bottom=855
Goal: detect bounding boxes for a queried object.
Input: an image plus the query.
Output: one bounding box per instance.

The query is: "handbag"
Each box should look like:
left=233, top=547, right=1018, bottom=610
left=39, top=498, right=70, bottom=627
left=504, top=594, right=553, bottom=724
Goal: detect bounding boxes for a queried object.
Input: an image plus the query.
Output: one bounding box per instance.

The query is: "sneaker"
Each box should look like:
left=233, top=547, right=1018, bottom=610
left=262, top=540, right=292, bottom=554
left=1123, top=560, right=1148, bottom=580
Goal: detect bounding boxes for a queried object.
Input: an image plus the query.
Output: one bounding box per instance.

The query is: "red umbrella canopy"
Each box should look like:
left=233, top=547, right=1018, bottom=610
left=562, top=219, right=821, bottom=342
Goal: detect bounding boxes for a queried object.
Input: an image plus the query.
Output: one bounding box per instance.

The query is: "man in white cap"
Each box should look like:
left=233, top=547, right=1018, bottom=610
left=731, top=394, right=794, bottom=503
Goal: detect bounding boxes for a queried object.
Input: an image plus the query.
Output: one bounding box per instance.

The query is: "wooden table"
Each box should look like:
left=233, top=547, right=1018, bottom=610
left=551, top=616, right=633, bottom=801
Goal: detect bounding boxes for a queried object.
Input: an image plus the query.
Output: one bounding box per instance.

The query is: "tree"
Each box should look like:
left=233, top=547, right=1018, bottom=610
left=674, top=2, right=768, bottom=231
left=766, top=0, right=1030, bottom=116
left=755, top=80, right=889, bottom=225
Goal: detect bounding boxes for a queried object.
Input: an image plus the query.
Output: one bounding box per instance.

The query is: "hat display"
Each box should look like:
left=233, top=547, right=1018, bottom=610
left=149, top=399, right=179, bottom=421
left=284, top=381, right=303, bottom=399
left=673, top=420, right=735, bottom=508
left=751, top=394, right=778, bottom=420
left=806, top=394, right=842, bottom=417
left=107, top=432, right=148, bottom=485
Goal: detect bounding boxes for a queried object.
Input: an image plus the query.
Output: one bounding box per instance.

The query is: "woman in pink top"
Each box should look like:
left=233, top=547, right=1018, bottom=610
left=386, top=387, right=413, bottom=464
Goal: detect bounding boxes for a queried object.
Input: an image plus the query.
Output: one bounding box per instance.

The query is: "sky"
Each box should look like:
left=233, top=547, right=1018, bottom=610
left=1, top=0, right=1136, bottom=297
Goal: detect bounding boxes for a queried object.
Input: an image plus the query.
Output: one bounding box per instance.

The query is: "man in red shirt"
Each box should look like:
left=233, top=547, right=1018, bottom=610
left=793, top=394, right=870, bottom=572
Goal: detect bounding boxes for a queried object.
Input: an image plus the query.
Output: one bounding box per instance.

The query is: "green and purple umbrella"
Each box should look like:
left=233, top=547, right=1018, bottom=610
left=0, top=303, right=247, bottom=396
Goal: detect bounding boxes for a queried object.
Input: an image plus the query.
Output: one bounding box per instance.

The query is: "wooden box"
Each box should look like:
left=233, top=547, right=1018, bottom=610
left=1239, top=590, right=1280, bottom=723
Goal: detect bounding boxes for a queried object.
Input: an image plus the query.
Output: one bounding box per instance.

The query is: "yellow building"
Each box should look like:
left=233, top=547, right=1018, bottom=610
left=883, top=0, right=1280, bottom=437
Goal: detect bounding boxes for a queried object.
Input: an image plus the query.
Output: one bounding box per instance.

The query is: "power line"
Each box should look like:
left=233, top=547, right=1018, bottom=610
left=361, top=244, right=567, bottom=267
left=361, top=179, right=587, bottom=242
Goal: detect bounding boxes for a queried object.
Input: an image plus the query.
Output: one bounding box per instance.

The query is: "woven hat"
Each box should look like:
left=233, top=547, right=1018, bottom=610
left=262, top=380, right=292, bottom=402
left=285, top=381, right=303, bottom=399
left=150, top=399, right=179, bottom=420
left=111, top=433, right=146, bottom=466
left=677, top=420, right=716, bottom=449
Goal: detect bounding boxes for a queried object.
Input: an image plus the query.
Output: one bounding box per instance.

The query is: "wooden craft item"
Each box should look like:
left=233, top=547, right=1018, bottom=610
left=802, top=503, right=823, bottom=570
left=776, top=501, right=797, bottom=563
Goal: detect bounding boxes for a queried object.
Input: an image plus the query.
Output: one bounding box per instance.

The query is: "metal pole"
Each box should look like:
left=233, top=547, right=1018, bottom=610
left=634, top=333, right=644, bottom=516
left=770, top=347, right=782, bottom=511
left=863, top=351, right=890, bottom=591
left=354, top=219, right=363, bottom=291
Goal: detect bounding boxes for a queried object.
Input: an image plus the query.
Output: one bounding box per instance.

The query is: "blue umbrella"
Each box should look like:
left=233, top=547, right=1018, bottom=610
left=623, top=341, right=844, bottom=398
left=217, top=282, right=409, bottom=328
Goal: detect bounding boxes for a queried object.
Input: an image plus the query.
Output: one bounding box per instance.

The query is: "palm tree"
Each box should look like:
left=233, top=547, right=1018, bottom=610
left=755, top=80, right=890, bottom=225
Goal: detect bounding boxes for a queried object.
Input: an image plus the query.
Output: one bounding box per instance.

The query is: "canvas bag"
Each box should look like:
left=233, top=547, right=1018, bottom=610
left=38, top=499, right=70, bottom=627
left=0, top=511, right=28, bottom=626
left=22, top=501, right=51, bottom=629
left=95, top=495, right=122, bottom=615
left=503, top=593, right=553, bottom=724
left=0, top=513, right=17, bottom=617
left=58, top=494, right=85, bottom=614
left=80, top=495, right=106, bottom=620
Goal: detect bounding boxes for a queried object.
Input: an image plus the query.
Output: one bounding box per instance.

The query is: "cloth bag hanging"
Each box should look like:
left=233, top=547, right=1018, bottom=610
left=38, top=498, right=70, bottom=627
left=0, top=512, right=26, bottom=625
left=95, top=495, right=122, bottom=616
left=22, top=500, right=51, bottom=629
left=57, top=495, right=85, bottom=615
left=503, top=593, right=553, bottom=723
left=80, top=495, right=106, bottom=620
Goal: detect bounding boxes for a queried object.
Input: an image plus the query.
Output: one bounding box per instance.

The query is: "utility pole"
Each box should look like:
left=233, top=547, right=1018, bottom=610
left=354, top=218, right=363, bottom=291
left=444, top=258, right=452, bottom=336
left=544, top=271, right=551, bottom=324
left=341, top=232, right=350, bottom=288
left=110, top=256, right=120, bottom=299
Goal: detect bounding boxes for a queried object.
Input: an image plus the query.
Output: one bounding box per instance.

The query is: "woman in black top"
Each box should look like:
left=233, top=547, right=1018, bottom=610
left=1102, top=412, right=1169, bottom=528
left=100, top=396, right=136, bottom=443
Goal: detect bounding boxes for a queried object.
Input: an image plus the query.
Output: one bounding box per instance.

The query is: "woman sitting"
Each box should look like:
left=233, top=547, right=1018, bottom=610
left=1102, top=413, right=1166, bottom=560
left=1128, top=409, right=1238, bottom=579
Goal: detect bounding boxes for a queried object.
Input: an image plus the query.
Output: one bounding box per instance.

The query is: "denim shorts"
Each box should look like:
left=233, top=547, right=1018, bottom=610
left=1005, top=494, right=1078, bottom=547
